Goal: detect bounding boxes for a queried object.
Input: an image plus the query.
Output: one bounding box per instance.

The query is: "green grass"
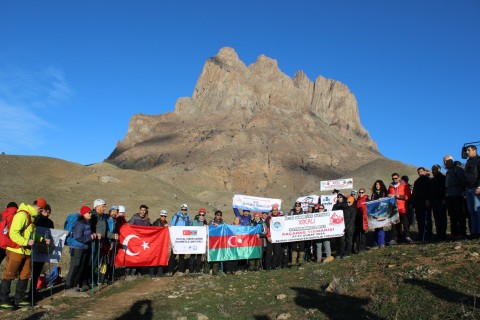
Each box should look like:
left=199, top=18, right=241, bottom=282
left=1, top=240, right=479, bottom=320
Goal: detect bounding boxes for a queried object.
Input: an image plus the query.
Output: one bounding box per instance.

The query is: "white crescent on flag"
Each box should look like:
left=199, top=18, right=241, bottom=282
left=123, top=234, right=141, bottom=256
left=227, top=236, right=240, bottom=247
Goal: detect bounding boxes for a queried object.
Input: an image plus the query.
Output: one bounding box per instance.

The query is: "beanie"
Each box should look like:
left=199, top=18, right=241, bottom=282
left=35, top=198, right=47, bottom=209
left=80, top=206, right=91, bottom=216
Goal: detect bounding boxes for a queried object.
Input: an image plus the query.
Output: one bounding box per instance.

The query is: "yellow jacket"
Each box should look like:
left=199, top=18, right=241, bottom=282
left=7, top=203, right=43, bottom=256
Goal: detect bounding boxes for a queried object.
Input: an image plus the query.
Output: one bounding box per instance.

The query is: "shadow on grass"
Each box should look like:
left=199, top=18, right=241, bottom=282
left=404, top=278, right=477, bottom=304
left=291, top=287, right=384, bottom=320
left=115, top=299, right=153, bottom=320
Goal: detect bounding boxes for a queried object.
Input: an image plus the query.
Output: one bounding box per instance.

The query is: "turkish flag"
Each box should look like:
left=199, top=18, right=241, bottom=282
left=115, top=224, right=170, bottom=267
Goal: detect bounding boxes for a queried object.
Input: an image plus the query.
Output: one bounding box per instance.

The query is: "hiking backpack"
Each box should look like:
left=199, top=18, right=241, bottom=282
left=0, top=209, right=31, bottom=249
left=64, top=213, right=82, bottom=247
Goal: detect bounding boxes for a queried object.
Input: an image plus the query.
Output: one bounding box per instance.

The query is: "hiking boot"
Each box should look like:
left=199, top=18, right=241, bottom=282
left=16, top=299, right=31, bottom=308
left=323, top=256, right=335, bottom=264
left=388, top=240, right=398, bottom=246
left=405, top=237, right=413, bottom=243
left=80, top=285, right=90, bottom=292
left=0, top=301, right=16, bottom=310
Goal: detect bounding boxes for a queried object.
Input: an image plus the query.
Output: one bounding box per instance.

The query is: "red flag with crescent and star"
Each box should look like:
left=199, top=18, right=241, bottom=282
left=115, top=224, right=170, bottom=267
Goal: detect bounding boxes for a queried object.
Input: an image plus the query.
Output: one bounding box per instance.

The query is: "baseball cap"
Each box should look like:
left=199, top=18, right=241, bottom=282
left=110, top=205, right=119, bottom=211
left=93, top=199, right=106, bottom=208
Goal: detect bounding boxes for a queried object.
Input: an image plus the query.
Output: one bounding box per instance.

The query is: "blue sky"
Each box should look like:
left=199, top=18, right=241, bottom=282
left=1, top=1, right=479, bottom=170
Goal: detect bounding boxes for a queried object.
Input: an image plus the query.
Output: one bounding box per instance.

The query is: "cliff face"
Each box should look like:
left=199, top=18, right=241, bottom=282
left=107, top=47, right=381, bottom=197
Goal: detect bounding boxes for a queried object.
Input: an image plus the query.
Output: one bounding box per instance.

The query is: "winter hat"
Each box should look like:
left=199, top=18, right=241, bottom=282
left=347, top=196, right=355, bottom=203
left=160, top=210, right=168, bottom=217
left=93, top=199, right=106, bottom=208
left=35, top=198, right=47, bottom=209
left=272, top=203, right=279, bottom=210
left=7, top=202, right=18, bottom=209
left=198, top=208, right=206, bottom=213
left=80, top=206, right=91, bottom=216
left=180, top=203, right=188, bottom=209
left=110, top=205, right=119, bottom=211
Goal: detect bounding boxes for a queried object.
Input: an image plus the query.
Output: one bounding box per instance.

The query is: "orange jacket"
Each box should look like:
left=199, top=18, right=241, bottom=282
left=388, top=180, right=411, bottom=214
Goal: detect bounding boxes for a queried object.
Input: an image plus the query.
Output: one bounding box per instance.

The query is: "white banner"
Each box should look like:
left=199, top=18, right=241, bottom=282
left=296, top=195, right=319, bottom=212
left=232, top=194, right=282, bottom=212
left=270, top=211, right=345, bottom=243
left=320, top=178, right=353, bottom=191
left=32, top=227, right=68, bottom=263
left=320, top=194, right=337, bottom=212
left=169, top=226, right=207, bottom=254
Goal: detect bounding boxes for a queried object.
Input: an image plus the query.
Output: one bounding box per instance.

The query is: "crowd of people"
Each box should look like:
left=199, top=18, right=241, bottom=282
left=0, top=145, right=479, bottom=309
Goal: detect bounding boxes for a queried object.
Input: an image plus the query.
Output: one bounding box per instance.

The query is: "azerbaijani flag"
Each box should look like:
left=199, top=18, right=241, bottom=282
left=208, top=224, right=262, bottom=262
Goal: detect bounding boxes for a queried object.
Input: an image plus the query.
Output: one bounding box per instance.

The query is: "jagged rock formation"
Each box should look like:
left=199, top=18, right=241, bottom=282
left=107, top=47, right=382, bottom=198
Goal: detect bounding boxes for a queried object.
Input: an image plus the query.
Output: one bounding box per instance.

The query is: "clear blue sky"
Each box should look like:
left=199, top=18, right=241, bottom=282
left=1, top=1, right=479, bottom=170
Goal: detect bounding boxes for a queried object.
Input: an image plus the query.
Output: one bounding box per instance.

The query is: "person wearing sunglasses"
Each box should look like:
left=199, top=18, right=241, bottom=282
left=169, top=204, right=192, bottom=276
left=371, top=180, right=388, bottom=248
left=288, top=202, right=306, bottom=268
left=188, top=208, right=208, bottom=275
left=388, top=173, right=412, bottom=245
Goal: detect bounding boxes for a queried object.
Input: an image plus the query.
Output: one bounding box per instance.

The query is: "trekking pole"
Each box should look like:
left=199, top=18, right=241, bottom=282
left=31, top=231, right=35, bottom=308
left=97, top=240, right=100, bottom=287
left=91, top=240, right=95, bottom=295
left=45, top=230, right=53, bottom=300
left=111, top=241, right=117, bottom=285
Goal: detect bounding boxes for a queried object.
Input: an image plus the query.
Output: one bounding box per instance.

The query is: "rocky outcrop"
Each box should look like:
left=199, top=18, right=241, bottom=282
left=107, top=47, right=382, bottom=197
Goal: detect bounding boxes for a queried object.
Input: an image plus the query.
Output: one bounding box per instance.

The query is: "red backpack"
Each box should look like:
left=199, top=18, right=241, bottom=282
left=0, top=209, right=32, bottom=249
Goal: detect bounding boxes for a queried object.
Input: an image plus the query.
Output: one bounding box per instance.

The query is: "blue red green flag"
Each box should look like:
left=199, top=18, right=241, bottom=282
left=208, top=224, right=262, bottom=262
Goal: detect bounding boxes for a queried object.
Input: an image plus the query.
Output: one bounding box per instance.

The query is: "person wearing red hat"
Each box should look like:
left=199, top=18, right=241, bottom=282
left=65, top=206, right=94, bottom=293
left=0, top=198, right=50, bottom=309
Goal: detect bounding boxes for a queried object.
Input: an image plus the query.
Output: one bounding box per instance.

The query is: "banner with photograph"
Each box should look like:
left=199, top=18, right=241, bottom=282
left=295, top=195, right=319, bottom=212
left=320, top=194, right=337, bottom=212
left=32, top=227, right=67, bottom=263
left=270, top=211, right=345, bottom=243
left=232, top=194, right=282, bottom=212
left=169, top=226, right=207, bottom=254
left=320, top=178, right=353, bottom=191
left=364, top=197, right=399, bottom=229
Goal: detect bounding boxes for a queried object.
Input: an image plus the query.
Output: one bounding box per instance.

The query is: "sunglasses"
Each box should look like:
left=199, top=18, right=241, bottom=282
left=215, top=214, right=222, bottom=216
left=347, top=201, right=354, bottom=204
left=199, top=214, right=205, bottom=216
left=181, top=209, right=188, bottom=211
left=359, top=192, right=365, bottom=194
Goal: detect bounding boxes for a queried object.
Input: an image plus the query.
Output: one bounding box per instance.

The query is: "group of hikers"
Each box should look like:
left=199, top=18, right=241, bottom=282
left=0, top=145, right=479, bottom=310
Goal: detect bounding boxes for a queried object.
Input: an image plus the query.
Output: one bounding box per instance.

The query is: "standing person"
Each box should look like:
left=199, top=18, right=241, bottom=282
left=430, top=164, right=447, bottom=241
left=0, top=198, right=50, bottom=309
left=0, top=202, right=18, bottom=265
left=100, top=206, right=119, bottom=284
left=401, top=175, right=414, bottom=230
left=189, top=208, right=207, bottom=275
left=411, top=168, right=432, bottom=242
left=209, top=210, right=224, bottom=275
left=332, top=193, right=347, bottom=257
left=249, top=212, right=266, bottom=271
left=170, top=204, right=192, bottom=276
left=336, top=196, right=356, bottom=259
left=30, top=204, right=54, bottom=301
left=127, top=205, right=151, bottom=276
left=233, top=208, right=252, bottom=226
left=152, top=210, right=169, bottom=276
left=388, top=173, right=412, bottom=245
left=464, top=145, right=480, bottom=239
left=353, top=189, right=369, bottom=253
left=65, top=206, right=94, bottom=293
left=265, top=204, right=284, bottom=270
left=89, top=199, right=107, bottom=286
left=371, top=180, right=388, bottom=248
left=443, top=155, right=467, bottom=240
left=289, top=202, right=306, bottom=267
left=315, top=204, right=334, bottom=263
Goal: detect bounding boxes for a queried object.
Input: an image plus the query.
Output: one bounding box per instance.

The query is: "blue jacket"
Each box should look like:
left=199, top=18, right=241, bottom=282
left=71, top=218, right=92, bottom=250
left=172, top=211, right=192, bottom=226
left=233, top=208, right=252, bottom=226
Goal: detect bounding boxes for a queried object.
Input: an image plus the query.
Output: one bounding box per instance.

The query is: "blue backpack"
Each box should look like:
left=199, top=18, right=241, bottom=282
left=64, top=213, right=82, bottom=247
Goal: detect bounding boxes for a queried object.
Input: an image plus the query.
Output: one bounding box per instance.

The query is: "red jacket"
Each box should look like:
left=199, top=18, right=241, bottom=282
left=356, top=195, right=369, bottom=231
left=388, top=180, right=411, bottom=214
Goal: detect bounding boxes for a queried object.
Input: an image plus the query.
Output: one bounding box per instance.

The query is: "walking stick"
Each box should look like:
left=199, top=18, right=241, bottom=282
left=30, top=232, right=35, bottom=308
left=91, top=240, right=95, bottom=295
